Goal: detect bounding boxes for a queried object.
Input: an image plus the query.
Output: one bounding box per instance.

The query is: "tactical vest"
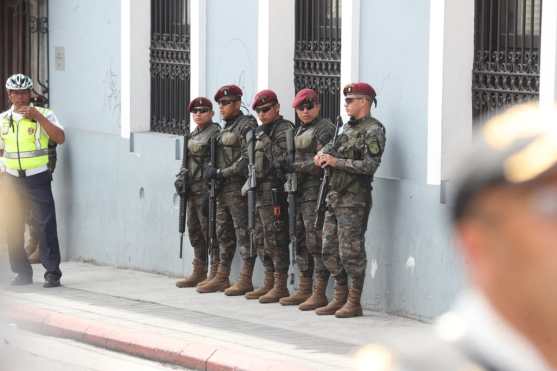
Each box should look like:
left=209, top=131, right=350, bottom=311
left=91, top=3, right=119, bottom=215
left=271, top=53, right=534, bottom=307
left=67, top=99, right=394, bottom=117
left=254, top=117, right=292, bottom=182
left=295, top=118, right=334, bottom=190
left=187, top=122, right=220, bottom=190
left=0, top=107, right=51, bottom=171
left=216, top=114, right=255, bottom=170
left=329, top=117, right=385, bottom=195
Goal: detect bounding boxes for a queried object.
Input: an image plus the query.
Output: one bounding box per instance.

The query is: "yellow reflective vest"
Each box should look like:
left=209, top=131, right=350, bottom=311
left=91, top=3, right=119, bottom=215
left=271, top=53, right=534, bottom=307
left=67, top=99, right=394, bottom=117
left=0, top=107, right=51, bottom=171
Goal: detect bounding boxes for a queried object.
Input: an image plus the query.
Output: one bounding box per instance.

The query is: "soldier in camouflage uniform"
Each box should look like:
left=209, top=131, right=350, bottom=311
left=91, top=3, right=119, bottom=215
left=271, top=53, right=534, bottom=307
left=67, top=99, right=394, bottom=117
left=314, top=82, right=386, bottom=318
left=245, top=89, right=293, bottom=303
left=197, top=85, right=258, bottom=294
left=278, top=89, right=335, bottom=310
left=175, top=97, right=221, bottom=289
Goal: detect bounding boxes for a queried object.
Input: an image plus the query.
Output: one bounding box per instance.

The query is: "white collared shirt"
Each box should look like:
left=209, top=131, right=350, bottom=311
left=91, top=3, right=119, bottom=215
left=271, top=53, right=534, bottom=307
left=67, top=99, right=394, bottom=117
left=435, top=290, right=553, bottom=371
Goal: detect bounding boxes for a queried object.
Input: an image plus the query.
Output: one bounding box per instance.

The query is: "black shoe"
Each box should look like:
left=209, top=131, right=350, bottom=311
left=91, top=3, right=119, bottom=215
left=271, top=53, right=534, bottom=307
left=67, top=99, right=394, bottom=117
left=43, top=279, right=61, bottom=288
left=10, top=275, right=33, bottom=286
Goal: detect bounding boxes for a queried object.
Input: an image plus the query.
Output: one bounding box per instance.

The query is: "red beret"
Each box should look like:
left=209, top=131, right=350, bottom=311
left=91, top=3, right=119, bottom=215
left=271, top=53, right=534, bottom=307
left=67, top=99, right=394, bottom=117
left=343, top=82, right=376, bottom=99
left=252, top=89, right=278, bottom=109
left=292, top=88, right=319, bottom=108
left=214, top=84, right=243, bottom=101
left=188, top=97, right=213, bottom=112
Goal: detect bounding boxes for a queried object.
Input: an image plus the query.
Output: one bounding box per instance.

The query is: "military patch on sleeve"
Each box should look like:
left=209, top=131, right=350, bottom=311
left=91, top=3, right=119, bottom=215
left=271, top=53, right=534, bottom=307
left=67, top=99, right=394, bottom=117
left=368, top=140, right=380, bottom=155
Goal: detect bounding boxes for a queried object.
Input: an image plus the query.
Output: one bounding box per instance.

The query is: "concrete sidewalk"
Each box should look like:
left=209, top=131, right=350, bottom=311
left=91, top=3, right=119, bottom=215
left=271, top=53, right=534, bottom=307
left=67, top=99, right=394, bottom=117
left=0, top=261, right=428, bottom=370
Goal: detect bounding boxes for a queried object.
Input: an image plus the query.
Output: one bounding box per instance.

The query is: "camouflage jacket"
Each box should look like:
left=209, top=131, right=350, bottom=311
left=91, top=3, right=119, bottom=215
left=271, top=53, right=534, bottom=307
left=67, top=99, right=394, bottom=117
left=253, top=115, right=293, bottom=206
left=187, top=122, right=220, bottom=194
left=293, top=117, right=335, bottom=202
left=216, top=113, right=257, bottom=192
left=321, top=115, right=386, bottom=207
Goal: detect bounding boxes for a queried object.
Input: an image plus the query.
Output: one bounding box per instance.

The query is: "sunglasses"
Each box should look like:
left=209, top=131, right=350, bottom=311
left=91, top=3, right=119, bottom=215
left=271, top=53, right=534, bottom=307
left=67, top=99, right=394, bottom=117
left=296, top=102, right=315, bottom=111
left=346, top=96, right=370, bottom=105
left=255, top=105, right=274, bottom=114
left=218, top=99, right=238, bottom=107
left=191, top=107, right=210, bottom=114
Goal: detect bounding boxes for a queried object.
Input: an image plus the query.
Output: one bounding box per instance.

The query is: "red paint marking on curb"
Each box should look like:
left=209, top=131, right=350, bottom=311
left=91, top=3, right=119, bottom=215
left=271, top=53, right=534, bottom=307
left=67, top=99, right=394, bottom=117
left=6, top=303, right=315, bottom=371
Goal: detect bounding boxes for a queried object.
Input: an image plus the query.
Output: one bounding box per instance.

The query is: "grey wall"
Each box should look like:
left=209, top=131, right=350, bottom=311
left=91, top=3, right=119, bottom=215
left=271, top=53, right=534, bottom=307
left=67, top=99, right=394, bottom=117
left=206, top=0, right=258, bottom=108
left=359, top=0, right=464, bottom=319
left=50, top=0, right=189, bottom=275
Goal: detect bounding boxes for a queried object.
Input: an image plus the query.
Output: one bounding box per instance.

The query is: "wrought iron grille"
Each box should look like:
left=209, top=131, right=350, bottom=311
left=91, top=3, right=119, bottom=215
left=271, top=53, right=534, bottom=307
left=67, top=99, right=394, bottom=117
left=150, top=0, right=190, bottom=135
left=294, top=0, right=341, bottom=122
left=472, top=0, right=542, bottom=121
left=1, top=0, right=49, bottom=111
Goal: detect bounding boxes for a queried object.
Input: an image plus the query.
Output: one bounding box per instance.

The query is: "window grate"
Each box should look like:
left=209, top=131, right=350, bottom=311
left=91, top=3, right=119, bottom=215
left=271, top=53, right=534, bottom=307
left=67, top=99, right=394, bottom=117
left=472, top=0, right=542, bottom=121
left=150, top=0, right=190, bottom=135
left=294, top=0, right=342, bottom=122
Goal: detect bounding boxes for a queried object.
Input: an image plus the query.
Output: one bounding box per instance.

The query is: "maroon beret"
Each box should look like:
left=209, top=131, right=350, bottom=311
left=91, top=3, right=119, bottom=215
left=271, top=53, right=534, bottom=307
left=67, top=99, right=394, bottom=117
left=188, top=97, right=213, bottom=112
left=214, top=84, right=243, bottom=101
left=292, top=88, right=319, bottom=108
left=343, top=82, right=377, bottom=99
left=252, top=89, right=278, bottom=109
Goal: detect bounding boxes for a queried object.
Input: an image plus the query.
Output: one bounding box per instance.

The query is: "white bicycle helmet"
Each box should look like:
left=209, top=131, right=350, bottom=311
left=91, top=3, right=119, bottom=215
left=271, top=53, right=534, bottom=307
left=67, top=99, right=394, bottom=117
left=5, top=73, right=33, bottom=90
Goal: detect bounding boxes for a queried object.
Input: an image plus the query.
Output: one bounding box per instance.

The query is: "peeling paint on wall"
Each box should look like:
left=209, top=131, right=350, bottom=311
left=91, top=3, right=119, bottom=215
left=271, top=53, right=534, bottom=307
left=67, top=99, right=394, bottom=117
left=370, top=258, right=379, bottom=279
left=103, top=65, right=121, bottom=126
left=406, top=256, right=416, bottom=274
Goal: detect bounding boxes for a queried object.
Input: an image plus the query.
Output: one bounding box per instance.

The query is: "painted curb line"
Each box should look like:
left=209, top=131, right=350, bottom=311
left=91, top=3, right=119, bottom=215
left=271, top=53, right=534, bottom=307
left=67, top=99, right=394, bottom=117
left=5, top=304, right=313, bottom=371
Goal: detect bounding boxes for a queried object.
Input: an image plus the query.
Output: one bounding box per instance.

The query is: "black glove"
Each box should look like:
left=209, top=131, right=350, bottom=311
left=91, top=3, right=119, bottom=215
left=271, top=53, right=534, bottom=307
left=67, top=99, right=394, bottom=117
left=204, top=165, right=223, bottom=180
left=174, top=168, right=187, bottom=195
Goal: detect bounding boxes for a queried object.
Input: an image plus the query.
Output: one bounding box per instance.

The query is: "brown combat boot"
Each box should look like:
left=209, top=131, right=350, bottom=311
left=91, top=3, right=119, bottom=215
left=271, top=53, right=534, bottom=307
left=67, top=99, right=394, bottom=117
left=196, top=266, right=231, bottom=293
left=315, top=283, right=348, bottom=315
left=279, top=272, right=312, bottom=306
left=335, top=288, right=363, bottom=318
left=176, top=259, right=207, bottom=288
left=197, top=257, right=219, bottom=288
left=245, top=271, right=274, bottom=300
left=224, top=259, right=255, bottom=296
left=298, top=276, right=329, bottom=311
left=259, top=272, right=290, bottom=303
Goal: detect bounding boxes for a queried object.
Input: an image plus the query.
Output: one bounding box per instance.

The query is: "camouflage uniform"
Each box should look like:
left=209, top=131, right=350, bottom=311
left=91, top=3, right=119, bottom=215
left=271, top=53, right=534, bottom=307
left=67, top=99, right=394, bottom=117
left=215, top=113, right=258, bottom=269
left=322, top=115, right=385, bottom=287
left=185, top=123, right=220, bottom=276
left=292, top=117, right=335, bottom=278
left=253, top=116, right=293, bottom=274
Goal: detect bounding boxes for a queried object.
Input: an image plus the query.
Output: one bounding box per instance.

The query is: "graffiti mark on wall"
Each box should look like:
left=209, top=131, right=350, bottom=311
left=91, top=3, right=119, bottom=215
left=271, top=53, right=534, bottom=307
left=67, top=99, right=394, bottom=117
left=103, top=65, right=121, bottom=126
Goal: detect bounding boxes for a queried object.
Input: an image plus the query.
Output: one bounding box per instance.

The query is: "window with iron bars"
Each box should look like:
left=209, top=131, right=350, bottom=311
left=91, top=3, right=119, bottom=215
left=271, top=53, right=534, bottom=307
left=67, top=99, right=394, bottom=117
left=1, top=0, right=49, bottom=111
left=150, top=0, right=190, bottom=135
left=472, top=0, right=542, bottom=122
left=294, top=0, right=341, bottom=122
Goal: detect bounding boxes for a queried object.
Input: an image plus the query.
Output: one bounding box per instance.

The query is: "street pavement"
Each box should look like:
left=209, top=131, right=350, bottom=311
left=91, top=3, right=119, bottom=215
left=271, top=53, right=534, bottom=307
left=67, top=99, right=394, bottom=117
left=0, top=323, right=191, bottom=371
left=0, top=252, right=429, bottom=370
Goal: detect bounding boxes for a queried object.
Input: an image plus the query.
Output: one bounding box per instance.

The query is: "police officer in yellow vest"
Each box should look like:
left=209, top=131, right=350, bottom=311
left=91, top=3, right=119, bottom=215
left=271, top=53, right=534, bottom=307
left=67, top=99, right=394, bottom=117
left=0, top=74, right=65, bottom=287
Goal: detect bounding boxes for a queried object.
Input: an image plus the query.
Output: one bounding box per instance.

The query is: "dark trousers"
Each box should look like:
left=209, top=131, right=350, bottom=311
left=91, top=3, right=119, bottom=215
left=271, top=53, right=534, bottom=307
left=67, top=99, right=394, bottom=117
left=5, top=171, right=62, bottom=280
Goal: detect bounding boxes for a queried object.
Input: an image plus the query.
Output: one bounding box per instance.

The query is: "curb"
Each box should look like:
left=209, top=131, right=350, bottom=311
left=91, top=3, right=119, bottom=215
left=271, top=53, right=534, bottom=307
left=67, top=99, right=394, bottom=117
left=5, top=304, right=313, bottom=371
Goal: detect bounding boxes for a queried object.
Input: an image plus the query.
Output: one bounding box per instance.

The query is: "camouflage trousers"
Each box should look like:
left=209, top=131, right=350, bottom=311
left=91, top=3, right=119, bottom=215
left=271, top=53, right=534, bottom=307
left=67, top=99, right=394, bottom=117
left=186, top=193, right=213, bottom=265
left=322, top=205, right=370, bottom=288
left=294, top=200, right=328, bottom=279
left=216, top=189, right=254, bottom=270
left=255, top=204, right=290, bottom=273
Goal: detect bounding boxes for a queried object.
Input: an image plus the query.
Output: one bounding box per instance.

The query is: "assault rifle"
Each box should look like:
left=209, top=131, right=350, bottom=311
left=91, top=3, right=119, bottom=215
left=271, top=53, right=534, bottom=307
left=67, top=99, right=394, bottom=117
left=178, top=133, right=190, bottom=259
left=207, top=136, right=218, bottom=264
left=284, top=128, right=297, bottom=284
left=314, top=116, right=342, bottom=229
left=246, top=129, right=257, bottom=257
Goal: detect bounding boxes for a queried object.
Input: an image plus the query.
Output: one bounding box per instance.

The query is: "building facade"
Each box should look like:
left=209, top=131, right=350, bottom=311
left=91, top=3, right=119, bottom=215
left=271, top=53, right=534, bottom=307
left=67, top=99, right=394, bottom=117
left=12, top=0, right=555, bottom=320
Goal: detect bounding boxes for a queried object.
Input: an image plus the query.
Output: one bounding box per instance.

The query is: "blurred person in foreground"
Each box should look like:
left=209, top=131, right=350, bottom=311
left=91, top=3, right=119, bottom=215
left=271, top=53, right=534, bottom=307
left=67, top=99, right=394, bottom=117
left=355, top=104, right=557, bottom=370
